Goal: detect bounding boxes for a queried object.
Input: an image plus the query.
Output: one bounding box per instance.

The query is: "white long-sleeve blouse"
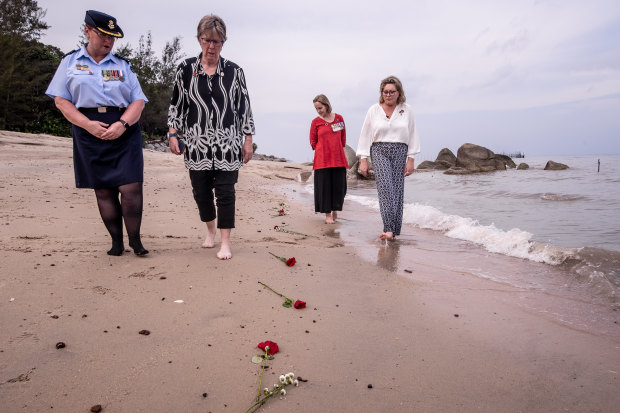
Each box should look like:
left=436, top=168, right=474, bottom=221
left=356, top=103, right=420, bottom=159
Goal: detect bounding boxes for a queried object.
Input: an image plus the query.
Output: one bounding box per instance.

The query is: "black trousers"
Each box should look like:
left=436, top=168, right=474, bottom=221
left=314, top=167, right=347, bottom=213
left=189, top=169, right=238, bottom=229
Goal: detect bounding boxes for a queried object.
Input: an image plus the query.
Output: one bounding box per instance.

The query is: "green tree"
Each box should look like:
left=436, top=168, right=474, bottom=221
left=76, top=23, right=86, bottom=48
left=132, top=32, right=158, bottom=85
left=0, top=0, right=185, bottom=138
left=0, top=0, right=48, bottom=41
left=120, top=33, right=185, bottom=139
left=0, top=0, right=66, bottom=133
left=156, top=36, right=184, bottom=88
left=22, top=41, right=69, bottom=135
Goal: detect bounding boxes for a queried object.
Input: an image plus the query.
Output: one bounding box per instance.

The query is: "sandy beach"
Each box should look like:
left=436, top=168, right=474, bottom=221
left=1, top=130, right=619, bottom=412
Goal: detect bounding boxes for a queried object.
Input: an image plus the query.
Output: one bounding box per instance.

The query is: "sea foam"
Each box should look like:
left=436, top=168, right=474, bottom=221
left=401, top=202, right=571, bottom=264
left=347, top=194, right=577, bottom=265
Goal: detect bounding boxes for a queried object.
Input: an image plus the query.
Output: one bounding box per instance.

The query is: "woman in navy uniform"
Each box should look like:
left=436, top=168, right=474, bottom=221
left=46, top=10, right=149, bottom=256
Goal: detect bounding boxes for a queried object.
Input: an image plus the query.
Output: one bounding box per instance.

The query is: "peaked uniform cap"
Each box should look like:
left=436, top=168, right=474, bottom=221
left=84, top=10, right=124, bottom=38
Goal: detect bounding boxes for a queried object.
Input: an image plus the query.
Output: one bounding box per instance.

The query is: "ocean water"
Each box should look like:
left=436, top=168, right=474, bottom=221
left=299, top=154, right=620, bottom=338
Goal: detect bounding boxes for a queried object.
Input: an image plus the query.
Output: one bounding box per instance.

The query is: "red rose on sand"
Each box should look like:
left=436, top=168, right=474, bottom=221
left=294, top=300, right=306, bottom=309
left=279, top=209, right=285, bottom=215
left=274, top=225, right=279, bottom=230
left=269, top=252, right=296, bottom=267
left=258, top=340, right=279, bottom=355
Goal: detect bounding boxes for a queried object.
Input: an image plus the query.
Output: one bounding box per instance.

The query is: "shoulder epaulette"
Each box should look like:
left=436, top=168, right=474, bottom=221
left=114, top=54, right=131, bottom=64
left=62, top=48, right=79, bottom=58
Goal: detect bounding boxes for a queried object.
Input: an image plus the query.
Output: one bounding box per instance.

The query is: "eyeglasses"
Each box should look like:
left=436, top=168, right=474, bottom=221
left=199, top=37, right=224, bottom=47
left=89, top=27, right=115, bottom=41
left=382, top=90, right=398, bottom=96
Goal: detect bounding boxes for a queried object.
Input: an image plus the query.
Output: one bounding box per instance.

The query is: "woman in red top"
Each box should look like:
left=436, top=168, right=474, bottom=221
left=310, top=94, right=349, bottom=224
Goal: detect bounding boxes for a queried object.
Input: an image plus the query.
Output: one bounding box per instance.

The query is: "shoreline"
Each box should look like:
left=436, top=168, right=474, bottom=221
left=1, top=131, right=619, bottom=412
left=294, top=179, right=620, bottom=341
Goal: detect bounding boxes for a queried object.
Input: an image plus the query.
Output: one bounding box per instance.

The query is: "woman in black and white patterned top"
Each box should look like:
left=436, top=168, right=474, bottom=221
left=167, top=14, right=255, bottom=260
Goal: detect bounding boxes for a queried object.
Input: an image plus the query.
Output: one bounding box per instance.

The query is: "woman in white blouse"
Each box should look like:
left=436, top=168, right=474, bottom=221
left=356, top=76, right=420, bottom=241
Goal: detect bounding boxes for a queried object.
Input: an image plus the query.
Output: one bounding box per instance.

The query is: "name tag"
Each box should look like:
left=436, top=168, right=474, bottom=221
left=75, top=64, right=93, bottom=75
left=331, top=122, right=345, bottom=132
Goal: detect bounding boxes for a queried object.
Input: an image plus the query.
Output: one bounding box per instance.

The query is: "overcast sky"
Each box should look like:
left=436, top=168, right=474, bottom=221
left=38, top=0, right=620, bottom=161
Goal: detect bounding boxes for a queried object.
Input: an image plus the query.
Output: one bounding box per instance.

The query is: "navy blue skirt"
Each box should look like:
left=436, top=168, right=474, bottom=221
left=72, top=111, right=144, bottom=189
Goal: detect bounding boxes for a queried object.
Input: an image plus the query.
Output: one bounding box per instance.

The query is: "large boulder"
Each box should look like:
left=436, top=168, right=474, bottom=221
left=298, top=171, right=313, bottom=182
left=417, top=160, right=447, bottom=170
left=416, top=148, right=456, bottom=170
left=495, top=154, right=516, bottom=168
left=455, top=143, right=507, bottom=172
left=544, top=160, right=569, bottom=170
left=436, top=148, right=457, bottom=168
left=444, top=167, right=473, bottom=175
left=517, top=163, right=529, bottom=170
left=347, top=158, right=359, bottom=179
left=343, top=145, right=357, bottom=169
left=346, top=146, right=376, bottom=179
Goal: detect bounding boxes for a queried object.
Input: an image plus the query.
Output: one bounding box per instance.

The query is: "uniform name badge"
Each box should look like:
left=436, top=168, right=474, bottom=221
left=331, top=122, right=345, bottom=132
left=76, top=64, right=93, bottom=74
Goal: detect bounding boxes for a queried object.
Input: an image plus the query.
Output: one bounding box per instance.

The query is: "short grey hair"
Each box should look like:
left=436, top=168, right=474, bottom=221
left=197, top=14, right=227, bottom=42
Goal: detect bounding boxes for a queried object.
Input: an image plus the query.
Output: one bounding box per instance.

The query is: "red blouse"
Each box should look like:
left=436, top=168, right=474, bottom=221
left=309, top=113, right=349, bottom=170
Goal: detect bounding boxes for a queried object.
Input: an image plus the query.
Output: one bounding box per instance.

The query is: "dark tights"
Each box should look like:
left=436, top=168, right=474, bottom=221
left=94, top=182, right=148, bottom=256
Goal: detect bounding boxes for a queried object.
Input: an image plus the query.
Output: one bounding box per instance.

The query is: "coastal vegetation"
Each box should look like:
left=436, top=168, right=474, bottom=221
left=0, top=0, right=185, bottom=140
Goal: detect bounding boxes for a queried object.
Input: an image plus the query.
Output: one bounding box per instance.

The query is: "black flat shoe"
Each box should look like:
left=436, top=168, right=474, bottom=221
left=129, top=237, right=149, bottom=256
left=107, top=244, right=124, bottom=256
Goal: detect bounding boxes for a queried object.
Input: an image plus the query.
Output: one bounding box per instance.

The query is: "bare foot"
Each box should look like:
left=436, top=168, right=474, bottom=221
left=379, top=232, right=395, bottom=241
left=325, top=212, right=335, bottom=224
left=332, top=211, right=338, bottom=221
left=217, top=228, right=232, bottom=259
left=216, top=244, right=232, bottom=260
left=202, top=235, right=216, bottom=248
left=202, top=221, right=217, bottom=248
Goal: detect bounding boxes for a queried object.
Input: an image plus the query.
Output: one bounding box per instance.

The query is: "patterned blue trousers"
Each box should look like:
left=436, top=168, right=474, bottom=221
left=370, top=142, right=407, bottom=236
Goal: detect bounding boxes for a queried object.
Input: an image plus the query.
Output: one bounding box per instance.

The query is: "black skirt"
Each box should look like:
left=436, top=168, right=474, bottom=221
left=72, top=111, right=144, bottom=189
left=314, top=167, right=347, bottom=213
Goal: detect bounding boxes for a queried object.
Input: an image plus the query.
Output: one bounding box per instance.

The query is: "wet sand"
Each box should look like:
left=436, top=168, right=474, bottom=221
left=0, top=130, right=619, bottom=412
left=312, top=191, right=620, bottom=341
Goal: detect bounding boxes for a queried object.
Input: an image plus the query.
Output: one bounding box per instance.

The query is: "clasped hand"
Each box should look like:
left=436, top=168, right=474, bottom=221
left=87, top=120, right=124, bottom=140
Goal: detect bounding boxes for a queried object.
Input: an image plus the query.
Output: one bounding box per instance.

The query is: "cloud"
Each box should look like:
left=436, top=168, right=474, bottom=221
left=37, top=0, right=620, bottom=157
left=484, top=29, right=529, bottom=55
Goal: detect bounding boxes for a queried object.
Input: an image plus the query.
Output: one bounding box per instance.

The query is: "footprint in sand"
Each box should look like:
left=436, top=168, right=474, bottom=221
left=128, top=267, right=163, bottom=280
left=92, top=286, right=110, bottom=295
left=5, top=368, right=35, bottom=384
left=8, top=332, right=39, bottom=344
